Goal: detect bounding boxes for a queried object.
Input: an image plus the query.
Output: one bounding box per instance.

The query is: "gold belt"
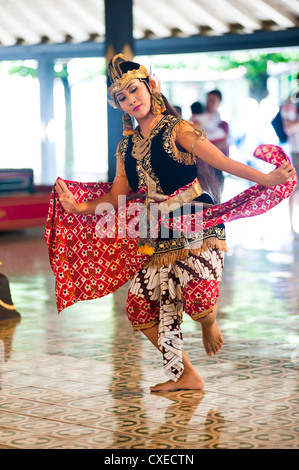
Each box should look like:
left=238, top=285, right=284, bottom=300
left=157, top=179, right=203, bottom=214
left=128, top=179, right=207, bottom=214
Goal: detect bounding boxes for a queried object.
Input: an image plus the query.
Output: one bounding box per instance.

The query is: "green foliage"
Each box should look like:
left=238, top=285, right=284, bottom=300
left=209, top=51, right=299, bottom=81
left=4, top=62, right=38, bottom=78
left=140, top=50, right=299, bottom=101
left=193, top=51, right=299, bottom=101
left=3, top=58, right=106, bottom=82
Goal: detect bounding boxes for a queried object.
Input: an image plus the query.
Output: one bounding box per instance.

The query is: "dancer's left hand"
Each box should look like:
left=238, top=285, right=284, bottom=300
left=263, top=163, right=296, bottom=187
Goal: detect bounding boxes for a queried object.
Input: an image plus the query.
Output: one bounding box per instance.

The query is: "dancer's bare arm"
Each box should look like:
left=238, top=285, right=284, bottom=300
left=55, top=156, right=131, bottom=214
left=176, top=125, right=296, bottom=187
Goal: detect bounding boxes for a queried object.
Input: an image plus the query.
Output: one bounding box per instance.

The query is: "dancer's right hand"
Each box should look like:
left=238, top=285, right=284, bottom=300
left=55, top=179, right=81, bottom=214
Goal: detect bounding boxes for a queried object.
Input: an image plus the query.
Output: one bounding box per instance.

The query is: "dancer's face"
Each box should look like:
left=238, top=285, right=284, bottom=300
left=115, top=79, right=151, bottom=119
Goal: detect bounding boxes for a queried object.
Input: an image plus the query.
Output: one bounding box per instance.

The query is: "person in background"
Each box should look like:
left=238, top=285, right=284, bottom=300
left=281, top=73, right=299, bottom=233
left=173, top=105, right=182, bottom=118
left=190, top=101, right=205, bottom=123
left=204, top=90, right=230, bottom=157
left=190, top=92, right=230, bottom=198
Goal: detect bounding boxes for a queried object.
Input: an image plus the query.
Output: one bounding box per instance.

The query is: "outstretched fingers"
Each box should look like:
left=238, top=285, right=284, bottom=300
left=54, top=179, right=78, bottom=213
left=281, top=163, right=296, bottom=181
left=55, top=178, right=68, bottom=196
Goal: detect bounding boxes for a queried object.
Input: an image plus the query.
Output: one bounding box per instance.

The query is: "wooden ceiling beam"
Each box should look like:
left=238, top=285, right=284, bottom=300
left=61, top=0, right=105, bottom=35
left=134, top=2, right=172, bottom=37
left=253, top=0, right=297, bottom=28
left=10, top=0, right=65, bottom=43
left=171, top=0, right=230, bottom=34
left=135, top=0, right=199, bottom=36
left=34, top=2, right=91, bottom=43
left=0, top=24, right=18, bottom=47
left=0, top=3, right=41, bottom=45
left=221, top=0, right=263, bottom=31
left=279, top=0, right=299, bottom=15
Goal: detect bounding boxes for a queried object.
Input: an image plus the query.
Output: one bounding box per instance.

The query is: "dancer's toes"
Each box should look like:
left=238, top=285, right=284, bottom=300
left=202, top=321, right=223, bottom=356
left=150, top=373, right=205, bottom=392
left=150, top=380, right=173, bottom=392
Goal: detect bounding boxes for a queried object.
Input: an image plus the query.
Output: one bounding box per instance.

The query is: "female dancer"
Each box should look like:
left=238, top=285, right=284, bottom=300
left=55, top=54, right=295, bottom=392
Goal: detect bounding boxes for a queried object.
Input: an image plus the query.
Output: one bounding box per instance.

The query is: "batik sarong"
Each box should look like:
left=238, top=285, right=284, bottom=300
left=126, top=248, right=224, bottom=381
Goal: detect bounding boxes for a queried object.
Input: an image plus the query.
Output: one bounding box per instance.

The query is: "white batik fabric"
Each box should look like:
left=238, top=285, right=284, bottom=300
left=128, top=248, right=224, bottom=381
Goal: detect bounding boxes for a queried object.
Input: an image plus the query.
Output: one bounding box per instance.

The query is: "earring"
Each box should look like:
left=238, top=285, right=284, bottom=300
left=122, top=112, right=134, bottom=136
left=151, top=91, right=166, bottom=115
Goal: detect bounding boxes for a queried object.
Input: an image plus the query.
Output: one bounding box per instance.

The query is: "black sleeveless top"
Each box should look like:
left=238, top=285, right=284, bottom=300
left=118, top=115, right=226, bottom=263
left=119, top=115, right=199, bottom=194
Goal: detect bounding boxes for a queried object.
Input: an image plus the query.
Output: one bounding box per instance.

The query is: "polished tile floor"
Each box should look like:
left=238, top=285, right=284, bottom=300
left=0, top=179, right=298, bottom=449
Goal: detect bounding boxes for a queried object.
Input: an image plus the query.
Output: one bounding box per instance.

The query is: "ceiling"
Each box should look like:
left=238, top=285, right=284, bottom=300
left=0, top=0, right=298, bottom=47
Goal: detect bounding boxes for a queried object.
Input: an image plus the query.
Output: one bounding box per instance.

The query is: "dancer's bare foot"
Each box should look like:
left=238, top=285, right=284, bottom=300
left=201, top=320, right=223, bottom=356
left=150, top=370, right=205, bottom=392
left=141, top=323, right=205, bottom=392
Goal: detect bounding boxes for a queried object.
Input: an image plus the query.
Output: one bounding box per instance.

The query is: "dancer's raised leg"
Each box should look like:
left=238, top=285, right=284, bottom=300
left=198, top=305, right=223, bottom=356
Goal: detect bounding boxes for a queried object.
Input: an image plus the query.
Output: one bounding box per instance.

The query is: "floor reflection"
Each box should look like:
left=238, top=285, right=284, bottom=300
left=0, top=178, right=298, bottom=449
left=0, top=318, right=21, bottom=395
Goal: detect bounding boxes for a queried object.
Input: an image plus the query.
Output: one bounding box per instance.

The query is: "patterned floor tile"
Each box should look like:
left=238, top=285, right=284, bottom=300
left=205, top=438, right=261, bottom=449
left=44, top=441, right=95, bottom=449
left=128, top=440, right=175, bottom=449
left=80, top=416, right=145, bottom=433
left=0, top=427, right=63, bottom=449
left=0, top=412, right=32, bottom=428
left=1, top=386, right=82, bottom=404
left=247, top=415, right=297, bottom=430
left=210, top=382, right=258, bottom=395
left=31, top=422, right=102, bottom=440
left=71, top=429, right=147, bottom=448
left=0, top=416, right=65, bottom=434
left=228, top=427, right=299, bottom=449
left=20, top=406, right=106, bottom=425
left=138, top=408, right=226, bottom=429
left=0, top=397, right=46, bottom=413
left=250, top=402, right=295, bottom=414
left=18, top=404, right=78, bottom=419
left=247, top=376, right=296, bottom=389
left=256, top=390, right=297, bottom=401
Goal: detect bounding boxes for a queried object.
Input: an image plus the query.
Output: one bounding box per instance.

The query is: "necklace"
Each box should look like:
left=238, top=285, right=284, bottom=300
left=132, top=115, right=163, bottom=161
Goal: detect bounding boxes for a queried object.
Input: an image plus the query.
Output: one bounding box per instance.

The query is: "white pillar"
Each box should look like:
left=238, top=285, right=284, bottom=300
left=38, top=57, right=57, bottom=184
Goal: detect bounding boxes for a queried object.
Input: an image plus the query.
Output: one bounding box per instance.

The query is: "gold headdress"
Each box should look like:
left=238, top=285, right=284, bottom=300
left=107, top=54, right=149, bottom=108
